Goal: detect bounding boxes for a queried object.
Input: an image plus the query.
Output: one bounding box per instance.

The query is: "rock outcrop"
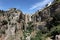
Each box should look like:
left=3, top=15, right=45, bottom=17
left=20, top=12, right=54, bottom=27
left=31, top=2, right=60, bottom=30
left=0, top=8, right=25, bottom=40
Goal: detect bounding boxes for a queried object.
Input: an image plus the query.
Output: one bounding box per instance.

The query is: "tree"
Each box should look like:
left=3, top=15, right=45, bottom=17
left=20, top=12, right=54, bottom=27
left=47, top=25, right=60, bottom=39
left=31, top=31, right=44, bottom=40
left=2, top=20, right=8, bottom=25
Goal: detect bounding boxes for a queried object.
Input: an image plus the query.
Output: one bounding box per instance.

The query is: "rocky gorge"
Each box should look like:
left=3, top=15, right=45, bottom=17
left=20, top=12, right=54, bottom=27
left=0, top=0, right=60, bottom=40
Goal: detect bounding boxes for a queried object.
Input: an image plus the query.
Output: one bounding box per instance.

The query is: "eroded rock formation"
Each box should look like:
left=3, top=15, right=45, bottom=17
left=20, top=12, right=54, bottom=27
left=0, top=0, right=60, bottom=40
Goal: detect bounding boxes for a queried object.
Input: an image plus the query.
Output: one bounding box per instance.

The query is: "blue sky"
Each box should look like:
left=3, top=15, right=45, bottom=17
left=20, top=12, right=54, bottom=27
left=0, top=0, right=53, bottom=14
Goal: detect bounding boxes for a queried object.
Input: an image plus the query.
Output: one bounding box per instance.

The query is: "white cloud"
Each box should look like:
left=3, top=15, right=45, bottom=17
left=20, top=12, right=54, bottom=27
left=29, top=0, right=53, bottom=10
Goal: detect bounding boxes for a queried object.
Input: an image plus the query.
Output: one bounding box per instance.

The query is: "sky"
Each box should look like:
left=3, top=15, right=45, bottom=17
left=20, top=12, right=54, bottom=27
left=0, top=0, right=54, bottom=14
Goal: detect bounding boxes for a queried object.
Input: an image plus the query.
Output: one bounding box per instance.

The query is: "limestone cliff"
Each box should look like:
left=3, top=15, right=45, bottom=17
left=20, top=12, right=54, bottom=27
left=0, top=0, right=60, bottom=40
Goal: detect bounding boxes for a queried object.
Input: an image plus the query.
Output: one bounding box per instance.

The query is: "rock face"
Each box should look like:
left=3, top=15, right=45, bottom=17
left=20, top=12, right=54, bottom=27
left=0, top=8, right=25, bottom=40
left=55, top=35, right=60, bottom=40
left=0, top=1, right=60, bottom=40
left=31, top=2, right=60, bottom=30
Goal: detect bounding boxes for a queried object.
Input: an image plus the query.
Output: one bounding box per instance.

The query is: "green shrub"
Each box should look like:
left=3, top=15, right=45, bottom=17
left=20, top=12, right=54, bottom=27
left=31, top=31, right=43, bottom=40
